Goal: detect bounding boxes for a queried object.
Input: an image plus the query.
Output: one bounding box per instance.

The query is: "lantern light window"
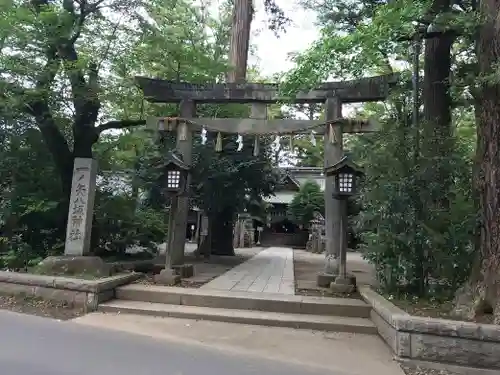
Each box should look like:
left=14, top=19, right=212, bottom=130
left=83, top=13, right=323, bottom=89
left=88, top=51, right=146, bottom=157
left=167, top=170, right=181, bottom=189
left=338, top=173, right=354, bottom=193
left=324, top=155, right=363, bottom=198
left=162, top=151, right=191, bottom=196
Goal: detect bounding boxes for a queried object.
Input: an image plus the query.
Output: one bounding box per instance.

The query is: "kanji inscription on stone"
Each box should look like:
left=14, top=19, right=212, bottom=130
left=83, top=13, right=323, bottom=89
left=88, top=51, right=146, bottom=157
left=64, top=158, right=98, bottom=256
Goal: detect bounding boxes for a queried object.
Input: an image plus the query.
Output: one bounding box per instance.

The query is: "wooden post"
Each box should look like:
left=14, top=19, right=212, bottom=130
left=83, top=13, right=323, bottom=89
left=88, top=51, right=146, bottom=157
left=194, top=209, right=201, bottom=245
left=154, top=195, right=182, bottom=285
left=165, top=197, right=178, bottom=269
left=239, top=216, right=246, bottom=248
left=330, top=197, right=355, bottom=293
left=321, top=97, right=343, bottom=278
left=233, top=216, right=241, bottom=249
left=199, top=214, right=210, bottom=258
left=339, top=199, right=348, bottom=279
left=170, top=100, right=195, bottom=267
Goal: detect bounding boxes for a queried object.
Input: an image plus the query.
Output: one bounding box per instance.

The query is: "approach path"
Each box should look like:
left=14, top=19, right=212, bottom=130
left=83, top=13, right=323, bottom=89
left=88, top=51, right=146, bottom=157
left=201, top=247, right=295, bottom=295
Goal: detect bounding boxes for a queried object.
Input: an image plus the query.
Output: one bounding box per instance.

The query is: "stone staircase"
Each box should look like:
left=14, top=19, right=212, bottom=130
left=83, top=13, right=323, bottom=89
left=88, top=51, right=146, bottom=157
left=99, top=284, right=376, bottom=334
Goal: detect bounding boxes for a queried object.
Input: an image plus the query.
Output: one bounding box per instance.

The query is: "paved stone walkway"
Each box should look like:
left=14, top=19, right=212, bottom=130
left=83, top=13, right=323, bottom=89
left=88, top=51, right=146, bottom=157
left=201, top=247, right=295, bottom=295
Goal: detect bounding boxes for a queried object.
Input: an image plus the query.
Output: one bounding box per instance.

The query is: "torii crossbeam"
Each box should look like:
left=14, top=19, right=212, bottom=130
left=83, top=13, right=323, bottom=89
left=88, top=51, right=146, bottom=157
left=136, top=73, right=398, bottom=289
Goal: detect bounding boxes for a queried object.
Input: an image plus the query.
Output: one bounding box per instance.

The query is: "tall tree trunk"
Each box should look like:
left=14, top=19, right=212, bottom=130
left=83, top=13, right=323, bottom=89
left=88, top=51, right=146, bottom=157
left=227, top=0, right=253, bottom=83
left=210, top=207, right=236, bottom=255
left=454, top=0, right=500, bottom=322
left=417, top=0, right=454, bottom=295
left=40, top=118, right=99, bottom=253
left=422, top=0, right=454, bottom=190
left=210, top=0, right=253, bottom=256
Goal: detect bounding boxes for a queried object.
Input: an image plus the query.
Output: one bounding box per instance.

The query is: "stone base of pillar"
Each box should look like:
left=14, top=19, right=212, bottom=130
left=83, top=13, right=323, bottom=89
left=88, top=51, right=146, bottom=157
left=37, top=256, right=112, bottom=277
left=323, top=254, right=339, bottom=274
left=154, top=268, right=181, bottom=286
left=172, top=264, right=194, bottom=278
left=330, top=275, right=357, bottom=294
left=243, top=231, right=254, bottom=247
left=316, top=272, right=337, bottom=288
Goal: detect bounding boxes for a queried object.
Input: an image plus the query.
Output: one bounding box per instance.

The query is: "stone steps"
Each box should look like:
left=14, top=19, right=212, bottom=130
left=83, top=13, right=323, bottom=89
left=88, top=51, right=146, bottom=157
left=99, top=300, right=377, bottom=334
left=114, top=284, right=371, bottom=318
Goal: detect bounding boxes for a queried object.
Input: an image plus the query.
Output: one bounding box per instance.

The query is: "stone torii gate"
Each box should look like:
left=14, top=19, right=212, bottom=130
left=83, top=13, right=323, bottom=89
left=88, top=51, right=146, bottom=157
left=136, top=74, right=398, bottom=287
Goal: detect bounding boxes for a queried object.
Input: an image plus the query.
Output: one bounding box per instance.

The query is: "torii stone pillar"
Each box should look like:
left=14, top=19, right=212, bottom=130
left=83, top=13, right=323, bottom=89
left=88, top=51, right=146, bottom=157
left=322, top=97, right=343, bottom=275
left=169, top=99, right=196, bottom=278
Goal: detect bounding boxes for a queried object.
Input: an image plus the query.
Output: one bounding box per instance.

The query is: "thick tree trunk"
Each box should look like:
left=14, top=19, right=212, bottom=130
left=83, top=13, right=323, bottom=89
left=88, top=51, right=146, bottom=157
left=31, top=103, right=74, bottom=247
left=227, top=0, right=253, bottom=83
left=36, top=109, right=101, bottom=253
left=454, top=0, right=500, bottom=322
left=417, top=0, right=454, bottom=295
left=32, top=103, right=74, bottom=197
left=209, top=0, right=253, bottom=256
left=422, top=0, right=454, bottom=189
left=210, top=207, right=236, bottom=256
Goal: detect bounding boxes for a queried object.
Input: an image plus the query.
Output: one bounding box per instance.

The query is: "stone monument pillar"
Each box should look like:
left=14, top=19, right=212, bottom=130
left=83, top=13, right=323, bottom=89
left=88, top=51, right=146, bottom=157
left=37, top=157, right=110, bottom=278
left=233, top=216, right=242, bottom=248
left=243, top=215, right=255, bottom=247
left=64, top=158, right=98, bottom=256
left=235, top=213, right=254, bottom=248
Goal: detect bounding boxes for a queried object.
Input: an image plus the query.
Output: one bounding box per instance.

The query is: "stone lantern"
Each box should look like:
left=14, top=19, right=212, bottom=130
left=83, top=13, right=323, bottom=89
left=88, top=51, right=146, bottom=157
left=324, top=155, right=364, bottom=293
left=162, top=151, right=190, bottom=197
left=155, top=151, right=191, bottom=286
left=325, top=156, right=363, bottom=199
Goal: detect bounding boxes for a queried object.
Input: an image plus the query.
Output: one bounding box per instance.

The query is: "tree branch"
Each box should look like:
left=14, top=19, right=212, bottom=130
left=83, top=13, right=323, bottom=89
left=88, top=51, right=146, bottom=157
left=96, top=119, right=146, bottom=133
left=69, top=2, right=86, bottom=44
left=29, top=0, right=90, bottom=122
left=36, top=46, right=60, bottom=91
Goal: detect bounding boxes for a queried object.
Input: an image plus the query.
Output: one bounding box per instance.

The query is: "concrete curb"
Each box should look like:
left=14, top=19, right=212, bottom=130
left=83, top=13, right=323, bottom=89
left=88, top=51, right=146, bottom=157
left=99, top=300, right=378, bottom=334
left=116, top=284, right=372, bottom=318
left=0, top=271, right=141, bottom=311
left=359, top=286, right=500, bottom=373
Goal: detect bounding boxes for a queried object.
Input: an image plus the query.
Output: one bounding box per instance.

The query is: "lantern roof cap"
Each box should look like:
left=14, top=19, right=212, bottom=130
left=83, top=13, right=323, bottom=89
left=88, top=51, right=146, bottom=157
left=163, top=150, right=190, bottom=171
left=324, top=155, right=363, bottom=176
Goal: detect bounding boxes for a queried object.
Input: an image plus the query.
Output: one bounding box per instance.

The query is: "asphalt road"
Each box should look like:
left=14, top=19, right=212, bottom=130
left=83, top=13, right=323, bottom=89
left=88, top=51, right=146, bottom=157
left=0, top=310, right=331, bottom=375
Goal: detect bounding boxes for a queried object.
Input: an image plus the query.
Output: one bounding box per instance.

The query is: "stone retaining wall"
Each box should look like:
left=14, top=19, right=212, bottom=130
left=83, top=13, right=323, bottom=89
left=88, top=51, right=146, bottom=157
left=359, top=286, right=500, bottom=374
left=0, top=271, right=141, bottom=312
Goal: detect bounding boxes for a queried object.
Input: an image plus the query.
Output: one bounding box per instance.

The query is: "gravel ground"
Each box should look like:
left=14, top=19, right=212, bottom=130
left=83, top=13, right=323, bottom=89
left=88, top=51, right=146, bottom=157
left=401, top=365, right=460, bottom=375
left=135, top=273, right=206, bottom=288
left=0, top=294, right=85, bottom=320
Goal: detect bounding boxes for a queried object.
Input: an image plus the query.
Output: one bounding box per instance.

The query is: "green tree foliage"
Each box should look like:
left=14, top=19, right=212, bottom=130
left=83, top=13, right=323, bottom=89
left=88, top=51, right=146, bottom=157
left=0, top=0, right=278, bottom=265
left=351, top=101, right=475, bottom=299
left=288, top=181, right=324, bottom=227
left=0, top=115, right=63, bottom=266
left=292, top=136, right=324, bottom=167
left=103, top=0, right=280, bottom=256
left=282, top=0, right=480, bottom=300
